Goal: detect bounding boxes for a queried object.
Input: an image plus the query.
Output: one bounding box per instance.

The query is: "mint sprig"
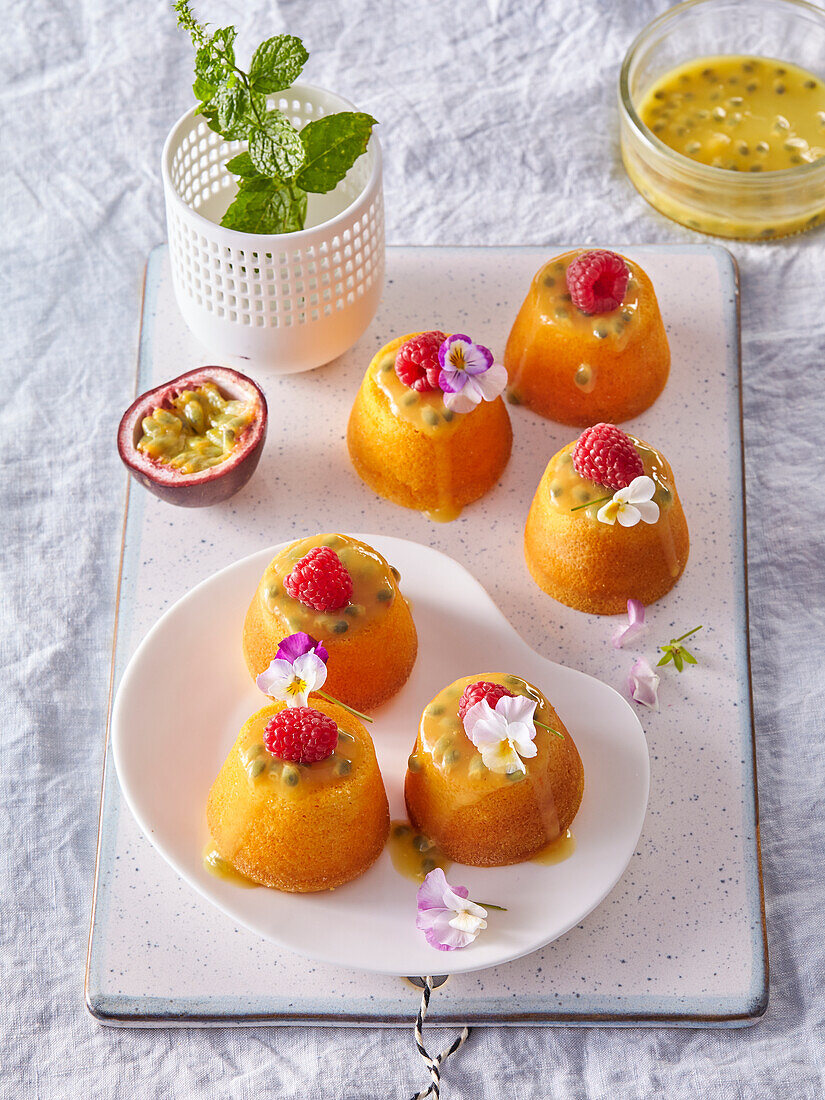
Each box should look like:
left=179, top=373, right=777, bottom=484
left=173, top=2, right=377, bottom=234
left=657, top=625, right=703, bottom=672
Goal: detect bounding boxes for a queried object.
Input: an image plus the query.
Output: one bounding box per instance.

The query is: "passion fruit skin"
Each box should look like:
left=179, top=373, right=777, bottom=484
left=117, top=366, right=267, bottom=507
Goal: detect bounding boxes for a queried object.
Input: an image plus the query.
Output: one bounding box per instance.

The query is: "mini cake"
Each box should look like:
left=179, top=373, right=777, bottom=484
left=243, top=534, right=417, bottom=712
left=347, top=331, right=513, bottom=521
left=524, top=423, right=689, bottom=614
left=504, top=249, right=670, bottom=425
left=207, top=699, right=389, bottom=892
left=405, top=674, right=584, bottom=867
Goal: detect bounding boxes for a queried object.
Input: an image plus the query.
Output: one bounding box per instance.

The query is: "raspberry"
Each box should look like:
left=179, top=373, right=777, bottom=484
left=394, top=331, right=447, bottom=392
left=284, top=546, right=353, bottom=612
left=264, top=706, right=339, bottom=763
left=566, top=250, right=629, bottom=315
left=572, top=423, right=644, bottom=490
left=458, top=681, right=515, bottom=722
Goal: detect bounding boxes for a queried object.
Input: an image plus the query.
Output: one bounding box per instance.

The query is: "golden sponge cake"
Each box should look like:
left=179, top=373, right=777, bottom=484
left=243, top=533, right=417, bottom=712
left=347, top=333, right=512, bottom=522
left=405, top=674, right=584, bottom=867
left=505, top=249, right=670, bottom=426
left=207, top=699, right=389, bottom=892
left=524, top=430, right=689, bottom=614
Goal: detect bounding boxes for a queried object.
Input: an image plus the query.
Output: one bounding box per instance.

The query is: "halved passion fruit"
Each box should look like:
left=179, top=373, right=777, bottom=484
left=117, top=367, right=267, bottom=507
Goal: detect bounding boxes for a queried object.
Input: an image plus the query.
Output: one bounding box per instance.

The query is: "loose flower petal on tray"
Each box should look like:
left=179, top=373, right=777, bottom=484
left=613, top=599, right=647, bottom=648
left=628, top=657, right=660, bottom=710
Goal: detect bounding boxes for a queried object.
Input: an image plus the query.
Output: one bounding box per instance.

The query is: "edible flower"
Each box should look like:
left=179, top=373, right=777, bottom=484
left=256, top=633, right=329, bottom=708
left=597, top=476, right=659, bottom=528
left=416, top=868, right=488, bottom=951
left=437, top=333, right=507, bottom=414
left=657, top=625, right=703, bottom=672
left=462, top=694, right=538, bottom=775
left=256, top=632, right=374, bottom=724
left=628, top=657, right=660, bottom=710
left=612, top=599, right=647, bottom=649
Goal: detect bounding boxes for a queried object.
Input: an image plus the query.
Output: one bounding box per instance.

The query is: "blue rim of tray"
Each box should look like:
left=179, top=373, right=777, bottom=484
left=85, top=243, right=767, bottom=1027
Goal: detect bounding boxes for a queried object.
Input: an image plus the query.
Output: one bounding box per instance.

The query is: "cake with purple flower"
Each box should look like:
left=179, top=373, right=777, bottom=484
left=242, top=533, right=417, bottom=712
left=405, top=674, right=584, bottom=867
left=347, top=331, right=512, bottom=522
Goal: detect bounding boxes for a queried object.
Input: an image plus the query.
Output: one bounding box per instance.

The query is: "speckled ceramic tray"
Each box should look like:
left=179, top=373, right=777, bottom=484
left=86, top=243, right=766, bottom=1028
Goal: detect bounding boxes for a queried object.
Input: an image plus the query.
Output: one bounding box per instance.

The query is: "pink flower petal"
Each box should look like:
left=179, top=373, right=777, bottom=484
left=628, top=657, right=660, bottom=710
left=612, top=599, right=647, bottom=649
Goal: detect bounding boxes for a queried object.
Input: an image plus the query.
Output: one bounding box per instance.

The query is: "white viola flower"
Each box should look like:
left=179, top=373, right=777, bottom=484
left=463, top=694, right=539, bottom=775
left=416, top=868, right=488, bottom=951
left=628, top=657, right=660, bottom=710
left=256, top=649, right=327, bottom=708
left=597, top=475, right=660, bottom=528
left=612, top=598, right=647, bottom=648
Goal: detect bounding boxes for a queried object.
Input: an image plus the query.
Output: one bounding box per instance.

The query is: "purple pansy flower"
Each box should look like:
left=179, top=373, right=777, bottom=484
left=437, top=334, right=508, bottom=414
left=416, top=868, right=488, bottom=951
left=275, top=632, right=329, bottom=666
left=612, top=599, right=647, bottom=649
left=256, top=632, right=329, bottom=708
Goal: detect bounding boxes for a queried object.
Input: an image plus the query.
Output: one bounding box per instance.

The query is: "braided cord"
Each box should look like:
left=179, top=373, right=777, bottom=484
left=409, top=976, right=470, bottom=1100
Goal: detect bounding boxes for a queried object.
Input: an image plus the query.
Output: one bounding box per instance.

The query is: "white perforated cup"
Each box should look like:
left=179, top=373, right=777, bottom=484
left=162, top=84, right=384, bottom=373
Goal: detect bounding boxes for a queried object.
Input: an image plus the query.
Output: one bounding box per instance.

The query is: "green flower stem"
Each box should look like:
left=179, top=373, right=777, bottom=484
left=472, top=901, right=508, bottom=911
left=316, top=689, right=373, bottom=724
left=570, top=495, right=611, bottom=512
left=668, top=625, right=703, bottom=645
left=535, top=720, right=564, bottom=739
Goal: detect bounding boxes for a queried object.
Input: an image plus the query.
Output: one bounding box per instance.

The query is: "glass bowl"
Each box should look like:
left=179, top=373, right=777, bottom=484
left=619, top=0, right=825, bottom=239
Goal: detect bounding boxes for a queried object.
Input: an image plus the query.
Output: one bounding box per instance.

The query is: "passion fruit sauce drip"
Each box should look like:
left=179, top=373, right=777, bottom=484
left=409, top=673, right=563, bottom=842
left=388, top=820, right=452, bottom=882
left=371, top=347, right=465, bottom=523
left=260, top=533, right=398, bottom=640
left=202, top=840, right=258, bottom=886
left=137, top=381, right=256, bottom=475
left=547, top=437, right=674, bottom=519
left=507, top=251, right=641, bottom=400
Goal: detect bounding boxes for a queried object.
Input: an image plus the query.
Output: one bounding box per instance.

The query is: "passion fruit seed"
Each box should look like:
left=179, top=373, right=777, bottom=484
left=413, top=834, right=434, bottom=853
left=334, top=758, right=352, bottom=777
left=250, top=760, right=266, bottom=778
left=282, top=765, right=300, bottom=787
left=136, top=383, right=256, bottom=476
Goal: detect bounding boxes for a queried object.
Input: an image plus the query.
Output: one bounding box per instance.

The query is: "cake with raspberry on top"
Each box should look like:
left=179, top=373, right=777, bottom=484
left=207, top=697, right=389, bottom=892
left=405, top=674, right=584, bottom=866
left=242, top=534, right=417, bottom=711
left=505, top=249, right=670, bottom=425
left=524, top=423, right=689, bottom=614
left=347, top=330, right=512, bottom=521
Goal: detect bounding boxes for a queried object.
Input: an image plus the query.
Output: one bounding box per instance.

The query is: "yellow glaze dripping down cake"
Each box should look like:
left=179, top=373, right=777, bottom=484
left=347, top=333, right=512, bottom=522
left=405, top=674, right=584, bottom=867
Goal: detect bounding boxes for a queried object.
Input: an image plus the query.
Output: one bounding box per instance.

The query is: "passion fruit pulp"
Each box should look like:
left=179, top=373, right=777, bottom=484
left=117, top=367, right=267, bottom=507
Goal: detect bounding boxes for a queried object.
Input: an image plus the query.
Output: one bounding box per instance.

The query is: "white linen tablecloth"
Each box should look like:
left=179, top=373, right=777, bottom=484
left=1, top=1, right=823, bottom=1096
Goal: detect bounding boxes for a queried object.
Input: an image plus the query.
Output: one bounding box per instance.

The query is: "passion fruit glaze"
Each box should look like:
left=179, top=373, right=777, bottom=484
left=117, top=366, right=267, bottom=507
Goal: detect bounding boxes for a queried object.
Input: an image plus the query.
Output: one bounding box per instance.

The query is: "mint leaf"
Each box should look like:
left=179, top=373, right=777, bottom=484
left=204, top=81, right=266, bottom=140
left=220, top=178, right=307, bottom=234
left=249, top=34, right=309, bottom=93
left=193, top=75, right=218, bottom=103
left=210, top=26, right=237, bottom=67
left=295, top=112, right=376, bottom=194
left=225, top=152, right=262, bottom=179
left=248, top=110, right=305, bottom=179
left=194, top=43, right=225, bottom=87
